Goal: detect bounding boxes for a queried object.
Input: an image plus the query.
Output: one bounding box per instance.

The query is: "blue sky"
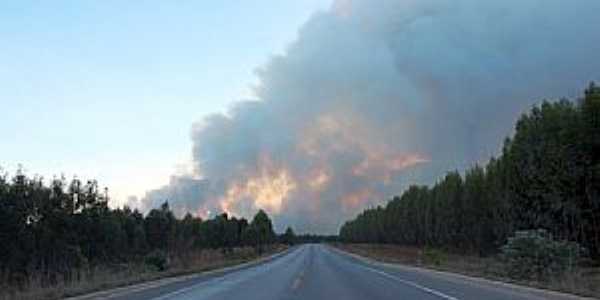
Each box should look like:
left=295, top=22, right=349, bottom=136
left=0, top=1, right=331, bottom=205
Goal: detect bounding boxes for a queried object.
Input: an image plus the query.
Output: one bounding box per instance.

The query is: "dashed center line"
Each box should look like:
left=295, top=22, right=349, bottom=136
left=291, top=269, right=305, bottom=291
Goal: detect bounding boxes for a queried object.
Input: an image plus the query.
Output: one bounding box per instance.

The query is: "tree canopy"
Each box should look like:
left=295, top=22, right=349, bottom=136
left=0, top=174, right=277, bottom=287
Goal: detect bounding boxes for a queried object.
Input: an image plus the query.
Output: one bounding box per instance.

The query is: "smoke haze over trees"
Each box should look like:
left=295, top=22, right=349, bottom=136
left=340, top=84, right=600, bottom=259
left=142, top=0, right=600, bottom=234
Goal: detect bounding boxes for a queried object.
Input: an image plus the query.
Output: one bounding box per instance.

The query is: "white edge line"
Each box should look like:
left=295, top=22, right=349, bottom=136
left=150, top=283, right=205, bottom=300
left=324, top=245, right=459, bottom=300
left=67, top=247, right=294, bottom=300
left=359, top=264, right=460, bottom=300
left=149, top=247, right=300, bottom=300
left=329, top=245, right=595, bottom=300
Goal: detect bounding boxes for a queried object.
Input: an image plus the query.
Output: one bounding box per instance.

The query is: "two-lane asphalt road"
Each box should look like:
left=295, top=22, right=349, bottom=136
left=81, top=244, right=589, bottom=300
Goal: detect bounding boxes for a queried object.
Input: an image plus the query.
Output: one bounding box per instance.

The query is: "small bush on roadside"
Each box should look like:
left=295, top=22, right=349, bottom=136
left=423, top=247, right=446, bottom=266
left=144, top=250, right=169, bottom=272
left=501, top=229, right=584, bottom=281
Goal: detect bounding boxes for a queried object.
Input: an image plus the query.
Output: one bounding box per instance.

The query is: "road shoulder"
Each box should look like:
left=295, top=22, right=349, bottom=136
left=329, top=244, right=596, bottom=300
left=65, top=247, right=293, bottom=300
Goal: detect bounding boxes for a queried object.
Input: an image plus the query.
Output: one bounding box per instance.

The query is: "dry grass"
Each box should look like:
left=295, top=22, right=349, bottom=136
left=334, top=243, right=600, bottom=298
left=0, top=245, right=287, bottom=300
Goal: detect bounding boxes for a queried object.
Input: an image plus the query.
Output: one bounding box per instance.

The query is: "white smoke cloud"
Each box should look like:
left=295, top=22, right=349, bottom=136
left=143, top=0, right=600, bottom=234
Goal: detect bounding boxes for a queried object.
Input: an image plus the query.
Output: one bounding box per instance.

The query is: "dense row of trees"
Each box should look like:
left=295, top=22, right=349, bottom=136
left=340, top=83, right=600, bottom=259
left=277, top=228, right=339, bottom=245
left=294, top=234, right=338, bottom=244
left=0, top=174, right=277, bottom=287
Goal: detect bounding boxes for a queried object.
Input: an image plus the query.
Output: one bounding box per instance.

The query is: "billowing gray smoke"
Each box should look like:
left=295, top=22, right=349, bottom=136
left=143, top=0, right=600, bottom=234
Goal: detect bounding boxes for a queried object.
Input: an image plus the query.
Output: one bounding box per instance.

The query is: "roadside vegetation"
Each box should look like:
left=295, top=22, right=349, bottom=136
left=0, top=173, right=289, bottom=300
left=339, top=84, right=600, bottom=296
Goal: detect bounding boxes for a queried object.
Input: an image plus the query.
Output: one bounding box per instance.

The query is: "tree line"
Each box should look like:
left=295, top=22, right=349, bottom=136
left=340, top=83, right=600, bottom=259
left=0, top=174, right=279, bottom=288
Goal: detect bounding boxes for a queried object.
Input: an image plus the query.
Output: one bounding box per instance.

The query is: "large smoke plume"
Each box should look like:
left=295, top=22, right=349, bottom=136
left=142, top=0, right=600, bottom=234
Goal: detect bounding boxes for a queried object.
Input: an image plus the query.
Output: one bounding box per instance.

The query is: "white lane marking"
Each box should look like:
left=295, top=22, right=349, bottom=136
left=150, top=284, right=201, bottom=300
left=70, top=249, right=294, bottom=300
left=354, top=262, right=460, bottom=300
left=67, top=274, right=203, bottom=300
left=291, top=268, right=306, bottom=291
left=324, top=246, right=459, bottom=300
left=149, top=278, right=222, bottom=300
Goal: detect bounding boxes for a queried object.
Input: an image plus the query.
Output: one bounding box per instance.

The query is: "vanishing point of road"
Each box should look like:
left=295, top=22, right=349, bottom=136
left=72, top=244, right=589, bottom=300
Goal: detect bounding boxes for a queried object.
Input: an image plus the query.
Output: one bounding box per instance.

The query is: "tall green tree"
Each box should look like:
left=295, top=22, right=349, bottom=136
left=281, top=226, right=297, bottom=245
left=245, top=209, right=275, bottom=254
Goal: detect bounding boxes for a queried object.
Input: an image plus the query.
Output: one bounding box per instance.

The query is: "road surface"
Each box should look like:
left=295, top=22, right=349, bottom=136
left=77, top=244, right=589, bottom=300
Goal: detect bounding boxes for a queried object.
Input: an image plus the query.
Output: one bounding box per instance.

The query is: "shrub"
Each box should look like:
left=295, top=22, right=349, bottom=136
left=423, top=247, right=446, bottom=266
left=144, top=250, right=169, bottom=272
left=501, top=229, right=584, bottom=281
